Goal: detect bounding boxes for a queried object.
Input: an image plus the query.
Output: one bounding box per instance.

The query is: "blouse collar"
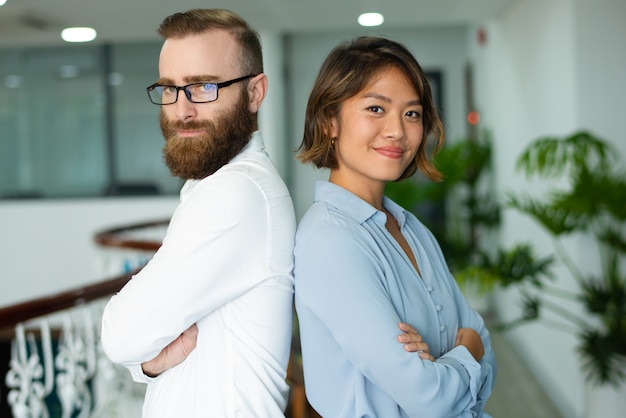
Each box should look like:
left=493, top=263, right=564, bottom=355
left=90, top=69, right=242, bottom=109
left=313, top=180, right=408, bottom=228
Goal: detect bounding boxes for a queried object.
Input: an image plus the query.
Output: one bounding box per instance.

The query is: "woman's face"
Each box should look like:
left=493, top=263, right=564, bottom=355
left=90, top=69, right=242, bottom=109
left=329, top=66, right=424, bottom=195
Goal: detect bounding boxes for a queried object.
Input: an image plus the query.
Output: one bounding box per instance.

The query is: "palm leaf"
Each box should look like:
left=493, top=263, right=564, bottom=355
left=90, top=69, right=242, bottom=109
left=516, top=131, right=617, bottom=178
left=599, top=228, right=626, bottom=255
left=508, top=194, right=589, bottom=235
left=434, top=137, right=492, bottom=186
left=579, top=328, right=626, bottom=386
left=479, top=243, right=555, bottom=287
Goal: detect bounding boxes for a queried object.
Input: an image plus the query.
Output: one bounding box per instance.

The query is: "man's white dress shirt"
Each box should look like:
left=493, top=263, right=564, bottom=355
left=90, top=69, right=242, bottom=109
left=101, top=132, right=296, bottom=417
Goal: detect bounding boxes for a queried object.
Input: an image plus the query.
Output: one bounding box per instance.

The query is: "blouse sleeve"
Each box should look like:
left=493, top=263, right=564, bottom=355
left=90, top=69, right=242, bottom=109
left=295, top=219, right=486, bottom=416
left=419, top=222, right=497, bottom=416
left=445, top=258, right=497, bottom=415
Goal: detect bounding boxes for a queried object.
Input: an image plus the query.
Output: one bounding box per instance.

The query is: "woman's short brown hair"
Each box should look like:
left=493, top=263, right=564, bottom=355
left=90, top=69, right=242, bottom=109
left=157, top=9, right=263, bottom=76
left=297, top=36, right=444, bottom=182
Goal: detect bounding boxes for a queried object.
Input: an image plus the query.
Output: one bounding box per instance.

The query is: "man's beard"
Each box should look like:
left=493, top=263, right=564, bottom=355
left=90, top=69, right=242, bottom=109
left=160, top=90, right=256, bottom=179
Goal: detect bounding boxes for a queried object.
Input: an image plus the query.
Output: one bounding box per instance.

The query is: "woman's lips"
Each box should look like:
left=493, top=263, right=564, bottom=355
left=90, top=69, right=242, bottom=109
left=374, top=146, right=404, bottom=159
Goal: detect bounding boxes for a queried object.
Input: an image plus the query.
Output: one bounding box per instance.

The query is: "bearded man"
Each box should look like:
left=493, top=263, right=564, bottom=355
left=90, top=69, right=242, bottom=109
left=101, top=9, right=296, bottom=417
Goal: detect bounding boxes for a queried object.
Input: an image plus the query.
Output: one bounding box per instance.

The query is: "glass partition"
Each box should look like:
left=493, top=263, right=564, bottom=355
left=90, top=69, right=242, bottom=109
left=0, top=42, right=182, bottom=199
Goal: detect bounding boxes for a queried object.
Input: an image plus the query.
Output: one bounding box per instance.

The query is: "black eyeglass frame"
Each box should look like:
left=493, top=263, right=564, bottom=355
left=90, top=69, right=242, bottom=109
left=146, top=74, right=255, bottom=105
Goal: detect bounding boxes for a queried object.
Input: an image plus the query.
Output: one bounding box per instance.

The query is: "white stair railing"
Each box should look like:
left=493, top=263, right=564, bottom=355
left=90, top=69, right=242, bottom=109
left=0, top=220, right=168, bottom=418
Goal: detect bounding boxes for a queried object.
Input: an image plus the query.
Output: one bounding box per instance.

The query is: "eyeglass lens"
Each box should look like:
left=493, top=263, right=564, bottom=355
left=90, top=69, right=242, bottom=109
left=150, top=83, right=219, bottom=104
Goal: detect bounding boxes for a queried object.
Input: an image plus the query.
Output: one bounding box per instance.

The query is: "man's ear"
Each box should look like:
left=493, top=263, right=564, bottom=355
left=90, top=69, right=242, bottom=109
left=247, top=73, right=268, bottom=114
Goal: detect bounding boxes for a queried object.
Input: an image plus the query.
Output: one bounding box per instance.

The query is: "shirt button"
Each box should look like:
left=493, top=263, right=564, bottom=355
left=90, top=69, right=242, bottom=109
left=440, top=325, right=446, bottom=332
left=436, top=304, right=442, bottom=311
left=427, top=286, right=433, bottom=292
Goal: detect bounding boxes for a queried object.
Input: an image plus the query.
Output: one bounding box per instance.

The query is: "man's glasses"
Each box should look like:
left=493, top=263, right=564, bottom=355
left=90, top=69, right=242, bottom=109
left=146, top=74, right=255, bottom=105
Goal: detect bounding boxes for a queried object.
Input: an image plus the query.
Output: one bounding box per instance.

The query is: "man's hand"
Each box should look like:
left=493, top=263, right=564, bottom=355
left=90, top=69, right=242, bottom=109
left=455, top=328, right=484, bottom=362
left=141, top=323, right=199, bottom=377
left=397, top=322, right=434, bottom=361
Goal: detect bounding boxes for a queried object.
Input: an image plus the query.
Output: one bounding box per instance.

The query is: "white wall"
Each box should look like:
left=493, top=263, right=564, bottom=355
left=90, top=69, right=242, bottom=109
left=0, top=197, right=178, bottom=307
left=471, top=1, right=626, bottom=417
left=574, top=0, right=626, bottom=152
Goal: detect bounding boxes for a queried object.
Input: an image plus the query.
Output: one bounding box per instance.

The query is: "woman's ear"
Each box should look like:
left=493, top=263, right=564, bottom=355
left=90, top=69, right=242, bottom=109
left=247, top=73, right=268, bottom=114
left=326, top=115, right=339, bottom=139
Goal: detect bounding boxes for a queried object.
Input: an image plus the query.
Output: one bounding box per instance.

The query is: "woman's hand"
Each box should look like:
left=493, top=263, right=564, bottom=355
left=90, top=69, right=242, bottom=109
left=141, top=323, right=199, bottom=377
left=397, top=322, right=434, bottom=361
left=455, top=328, right=484, bottom=362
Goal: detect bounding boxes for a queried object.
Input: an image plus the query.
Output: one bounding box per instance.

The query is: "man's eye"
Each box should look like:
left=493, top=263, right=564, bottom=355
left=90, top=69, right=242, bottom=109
left=190, top=83, right=215, bottom=94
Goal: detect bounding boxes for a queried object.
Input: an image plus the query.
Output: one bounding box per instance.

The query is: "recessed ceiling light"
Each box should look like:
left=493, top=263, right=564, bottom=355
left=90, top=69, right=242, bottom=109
left=358, top=12, right=384, bottom=27
left=61, top=27, right=97, bottom=43
left=0, top=0, right=7, bottom=7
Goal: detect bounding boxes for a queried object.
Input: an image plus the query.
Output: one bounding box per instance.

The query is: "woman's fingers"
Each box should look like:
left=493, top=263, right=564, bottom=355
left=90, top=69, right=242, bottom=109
left=397, top=322, right=431, bottom=358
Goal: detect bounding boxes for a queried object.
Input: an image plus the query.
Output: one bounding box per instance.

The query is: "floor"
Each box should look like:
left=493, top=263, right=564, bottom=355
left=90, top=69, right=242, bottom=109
left=484, top=328, right=564, bottom=418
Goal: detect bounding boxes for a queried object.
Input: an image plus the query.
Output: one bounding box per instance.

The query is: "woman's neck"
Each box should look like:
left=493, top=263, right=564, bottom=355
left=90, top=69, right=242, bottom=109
left=328, top=172, right=385, bottom=211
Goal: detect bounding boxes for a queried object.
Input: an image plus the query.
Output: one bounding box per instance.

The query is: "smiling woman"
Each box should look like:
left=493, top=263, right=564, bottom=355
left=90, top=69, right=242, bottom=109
left=293, top=36, right=496, bottom=418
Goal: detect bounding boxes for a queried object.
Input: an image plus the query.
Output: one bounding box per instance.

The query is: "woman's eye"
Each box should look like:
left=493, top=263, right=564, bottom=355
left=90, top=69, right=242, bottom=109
left=406, top=110, right=422, bottom=119
left=368, top=106, right=384, bottom=113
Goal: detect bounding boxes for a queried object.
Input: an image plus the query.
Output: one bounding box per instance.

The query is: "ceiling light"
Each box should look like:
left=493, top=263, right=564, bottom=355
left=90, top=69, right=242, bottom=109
left=61, top=27, right=97, bottom=43
left=0, top=0, right=7, bottom=7
left=358, top=12, right=384, bottom=27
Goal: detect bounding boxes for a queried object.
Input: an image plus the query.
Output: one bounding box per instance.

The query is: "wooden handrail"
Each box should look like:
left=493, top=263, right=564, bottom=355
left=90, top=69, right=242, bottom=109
left=93, top=219, right=169, bottom=251
left=0, top=219, right=169, bottom=330
left=0, top=269, right=138, bottom=331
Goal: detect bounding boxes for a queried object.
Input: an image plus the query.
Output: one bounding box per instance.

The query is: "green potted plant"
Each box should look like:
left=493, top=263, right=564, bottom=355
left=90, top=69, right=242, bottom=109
left=497, top=131, right=626, bottom=387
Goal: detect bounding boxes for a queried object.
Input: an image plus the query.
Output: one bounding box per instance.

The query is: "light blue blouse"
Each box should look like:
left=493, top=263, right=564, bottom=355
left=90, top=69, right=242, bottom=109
left=294, top=181, right=496, bottom=418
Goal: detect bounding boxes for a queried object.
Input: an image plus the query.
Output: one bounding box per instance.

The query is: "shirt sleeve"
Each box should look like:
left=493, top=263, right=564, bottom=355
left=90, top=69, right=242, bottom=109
left=419, top=222, right=497, bottom=415
left=101, top=172, right=270, bottom=368
left=295, top=220, right=484, bottom=417
left=127, top=364, right=155, bottom=384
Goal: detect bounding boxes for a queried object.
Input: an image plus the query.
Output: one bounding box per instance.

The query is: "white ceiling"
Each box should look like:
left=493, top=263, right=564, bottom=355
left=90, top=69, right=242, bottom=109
left=0, top=0, right=518, bottom=48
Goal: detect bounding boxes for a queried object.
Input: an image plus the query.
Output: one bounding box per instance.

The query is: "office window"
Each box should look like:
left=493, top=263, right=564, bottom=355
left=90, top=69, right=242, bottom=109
left=0, top=47, right=106, bottom=198
left=110, top=43, right=182, bottom=196
left=0, top=42, right=182, bottom=199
